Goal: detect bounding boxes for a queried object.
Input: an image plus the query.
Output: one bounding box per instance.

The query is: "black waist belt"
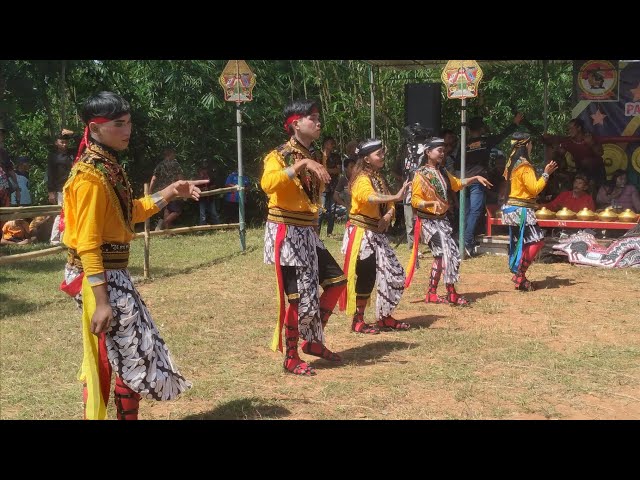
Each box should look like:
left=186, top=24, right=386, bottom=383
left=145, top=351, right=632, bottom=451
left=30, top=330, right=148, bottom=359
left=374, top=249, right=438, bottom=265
left=416, top=210, right=447, bottom=220
left=67, top=242, right=131, bottom=271
left=267, top=207, right=316, bottom=226
left=506, top=198, right=538, bottom=209
left=349, top=213, right=382, bottom=233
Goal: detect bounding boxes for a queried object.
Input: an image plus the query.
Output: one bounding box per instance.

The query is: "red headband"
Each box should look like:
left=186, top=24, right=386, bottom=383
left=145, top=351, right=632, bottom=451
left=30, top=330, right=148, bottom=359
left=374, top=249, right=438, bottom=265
left=73, top=117, right=114, bottom=164
left=284, top=114, right=303, bottom=133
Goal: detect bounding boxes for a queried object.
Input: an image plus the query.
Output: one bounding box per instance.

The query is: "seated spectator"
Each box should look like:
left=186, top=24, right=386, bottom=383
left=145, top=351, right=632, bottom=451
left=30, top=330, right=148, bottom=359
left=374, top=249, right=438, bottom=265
left=10, top=156, right=32, bottom=206
left=596, top=170, right=640, bottom=212
left=29, top=216, right=52, bottom=242
left=544, top=173, right=595, bottom=212
left=1, top=218, right=35, bottom=244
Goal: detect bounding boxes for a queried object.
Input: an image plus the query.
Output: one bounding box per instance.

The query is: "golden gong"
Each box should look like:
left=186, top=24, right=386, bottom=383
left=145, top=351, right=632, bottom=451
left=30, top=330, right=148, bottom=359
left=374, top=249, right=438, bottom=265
left=602, top=143, right=628, bottom=178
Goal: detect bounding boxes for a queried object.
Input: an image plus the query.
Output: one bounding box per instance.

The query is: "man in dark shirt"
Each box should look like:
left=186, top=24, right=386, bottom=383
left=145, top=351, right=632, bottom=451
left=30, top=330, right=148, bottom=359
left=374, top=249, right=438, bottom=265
left=392, top=123, right=430, bottom=249
left=47, top=129, right=74, bottom=245
left=459, top=113, right=522, bottom=256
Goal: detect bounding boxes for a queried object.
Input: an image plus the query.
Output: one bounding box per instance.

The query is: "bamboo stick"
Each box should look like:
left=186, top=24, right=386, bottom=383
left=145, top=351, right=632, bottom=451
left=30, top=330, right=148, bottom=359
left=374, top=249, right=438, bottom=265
left=0, top=205, right=61, bottom=221
left=1, top=223, right=241, bottom=264
left=133, top=223, right=240, bottom=238
left=0, top=246, right=65, bottom=265
left=198, top=185, right=239, bottom=198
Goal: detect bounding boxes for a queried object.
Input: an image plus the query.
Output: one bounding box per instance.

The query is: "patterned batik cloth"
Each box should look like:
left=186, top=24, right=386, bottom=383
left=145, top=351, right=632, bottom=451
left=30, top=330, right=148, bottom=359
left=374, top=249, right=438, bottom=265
left=79, top=269, right=192, bottom=401
left=417, top=216, right=461, bottom=285
left=341, top=223, right=405, bottom=319
left=501, top=206, right=544, bottom=245
left=264, top=221, right=325, bottom=344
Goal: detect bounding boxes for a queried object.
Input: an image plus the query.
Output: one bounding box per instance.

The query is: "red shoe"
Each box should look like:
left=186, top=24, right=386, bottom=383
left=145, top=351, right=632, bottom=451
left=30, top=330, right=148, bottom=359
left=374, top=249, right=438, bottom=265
left=301, top=341, right=342, bottom=362
left=515, top=279, right=535, bottom=292
left=425, top=292, right=450, bottom=304
left=351, top=319, right=380, bottom=335
left=376, top=316, right=411, bottom=331
left=283, top=356, right=316, bottom=376
left=447, top=293, right=471, bottom=306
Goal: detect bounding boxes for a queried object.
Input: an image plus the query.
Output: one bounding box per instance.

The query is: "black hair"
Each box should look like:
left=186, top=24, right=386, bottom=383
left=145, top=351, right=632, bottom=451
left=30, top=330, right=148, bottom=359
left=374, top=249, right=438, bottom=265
left=283, top=99, right=319, bottom=135
left=81, top=91, right=131, bottom=124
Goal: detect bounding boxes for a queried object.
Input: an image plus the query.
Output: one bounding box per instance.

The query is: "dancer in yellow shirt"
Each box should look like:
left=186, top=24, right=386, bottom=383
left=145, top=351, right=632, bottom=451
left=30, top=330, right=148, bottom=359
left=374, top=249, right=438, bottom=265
left=405, top=138, right=492, bottom=305
left=261, top=99, right=346, bottom=376
left=62, top=91, right=206, bottom=419
left=340, top=139, right=411, bottom=333
left=501, top=132, right=557, bottom=291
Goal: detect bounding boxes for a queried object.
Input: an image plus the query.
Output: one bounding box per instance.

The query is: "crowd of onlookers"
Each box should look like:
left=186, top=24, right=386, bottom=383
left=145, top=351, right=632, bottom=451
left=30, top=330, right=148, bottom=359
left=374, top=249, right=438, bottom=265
left=0, top=123, right=253, bottom=247
left=2, top=115, right=638, bottom=250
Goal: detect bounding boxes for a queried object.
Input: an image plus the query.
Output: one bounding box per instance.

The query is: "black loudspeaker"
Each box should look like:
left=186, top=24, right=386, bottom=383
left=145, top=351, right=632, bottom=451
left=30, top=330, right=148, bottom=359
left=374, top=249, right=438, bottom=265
left=404, top=83, right=442, bottom=134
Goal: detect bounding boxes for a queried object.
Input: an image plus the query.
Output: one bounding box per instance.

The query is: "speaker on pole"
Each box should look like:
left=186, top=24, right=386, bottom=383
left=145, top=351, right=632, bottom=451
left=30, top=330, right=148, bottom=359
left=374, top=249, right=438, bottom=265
left=404, top=83, right=442, bottom=134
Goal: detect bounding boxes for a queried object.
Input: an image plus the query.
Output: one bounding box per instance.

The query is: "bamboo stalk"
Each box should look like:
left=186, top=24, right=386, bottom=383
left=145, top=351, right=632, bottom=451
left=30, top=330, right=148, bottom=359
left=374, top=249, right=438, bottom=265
left=0, top=246, right=65, bottom=265
left=143, top=183, right=150, bottom=279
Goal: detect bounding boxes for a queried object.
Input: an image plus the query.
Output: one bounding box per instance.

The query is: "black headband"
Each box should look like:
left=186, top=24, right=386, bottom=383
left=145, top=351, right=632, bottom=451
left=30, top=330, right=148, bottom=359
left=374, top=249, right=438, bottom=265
left=355, top=139, right=383, bottom=157
left=425, top=137, right=445, bottom=150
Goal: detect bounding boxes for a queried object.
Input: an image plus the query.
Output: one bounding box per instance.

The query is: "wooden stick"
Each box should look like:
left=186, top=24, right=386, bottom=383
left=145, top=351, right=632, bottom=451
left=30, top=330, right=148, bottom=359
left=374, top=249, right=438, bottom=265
left=143, top=183, right=150, bottom=279
left=198, top=185, right=241, bottom=198
left=0, top=205, right=61, bottom=221
left=133, top=223, right=240, bottom=238
left=0, top=224, right=240, bottom=264
left=0, top=246, right=65, bottom=265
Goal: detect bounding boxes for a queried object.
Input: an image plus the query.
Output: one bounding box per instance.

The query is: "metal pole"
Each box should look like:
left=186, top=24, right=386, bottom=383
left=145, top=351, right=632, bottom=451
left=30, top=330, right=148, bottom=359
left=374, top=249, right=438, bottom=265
left=369, top=65, right=376, bottom=139
left=236, top=103, right=246, bottom=252
left=459, top=98, right=467, bottom=258
left=143, top=182, right=151, bottom=278
left=543, top=60, right=549, bottom=134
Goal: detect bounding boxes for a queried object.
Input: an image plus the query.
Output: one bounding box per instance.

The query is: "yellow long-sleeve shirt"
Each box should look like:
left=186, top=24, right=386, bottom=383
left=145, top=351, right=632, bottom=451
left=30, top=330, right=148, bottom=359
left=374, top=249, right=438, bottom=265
left=411, top=167, right=463, bottom=215
left=508, top=160, right=547, bottom=201
left=63, top=158, right=165, bottom=285
left=350, top=174, right=395, bottom=220
left=260, top=139, right=324, bottom=221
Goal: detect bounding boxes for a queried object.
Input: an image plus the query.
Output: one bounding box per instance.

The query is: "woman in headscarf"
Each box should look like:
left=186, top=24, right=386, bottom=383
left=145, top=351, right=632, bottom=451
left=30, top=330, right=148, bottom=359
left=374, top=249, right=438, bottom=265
left=404, top=137, right=492, bottom=305
left=340, top=139, right=411, bottom=334
left=501, top=132, right=558, bottom=291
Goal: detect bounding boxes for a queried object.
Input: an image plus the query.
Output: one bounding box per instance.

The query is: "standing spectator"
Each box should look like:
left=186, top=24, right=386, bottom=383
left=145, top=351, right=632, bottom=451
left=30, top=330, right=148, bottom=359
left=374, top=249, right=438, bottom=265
left=149, top=147, right=184, bottom=230
left=223, top=170, right=250, bottom=223
left=441, top=128, right=459, bottom=174
left=333, top=156, right=356, bottom=214
left=460, top=113, right=523, bottom=257
left=392, top=123, right=430, bottom=249
left=11, top=157, right=32, bottom=206
left=48, top=129, right=74, bottom=245
left=196, top=162, right=221, bottom=225
left=1, top=121, right=20, bottom=207
left=318, top=136, right=341, bottom=237
left=556, top=118, right=606, bottom=194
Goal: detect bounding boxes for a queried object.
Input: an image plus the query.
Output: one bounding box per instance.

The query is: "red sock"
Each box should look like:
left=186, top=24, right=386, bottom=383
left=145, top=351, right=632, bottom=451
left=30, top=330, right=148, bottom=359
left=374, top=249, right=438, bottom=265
left=114, top=376, right=141, bottom=420
left=319, top=284, right=345, bottom=328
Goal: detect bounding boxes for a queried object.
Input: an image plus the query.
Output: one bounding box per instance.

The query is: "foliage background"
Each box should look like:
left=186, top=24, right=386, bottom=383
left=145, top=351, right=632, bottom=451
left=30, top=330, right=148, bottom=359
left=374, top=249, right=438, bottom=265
left=0, top=60, right=573, bottom=218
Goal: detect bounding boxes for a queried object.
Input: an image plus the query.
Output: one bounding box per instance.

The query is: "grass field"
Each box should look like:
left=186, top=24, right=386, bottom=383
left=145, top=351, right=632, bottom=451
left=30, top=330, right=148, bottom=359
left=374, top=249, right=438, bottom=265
left=1, top=225, right=639, bottom=419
